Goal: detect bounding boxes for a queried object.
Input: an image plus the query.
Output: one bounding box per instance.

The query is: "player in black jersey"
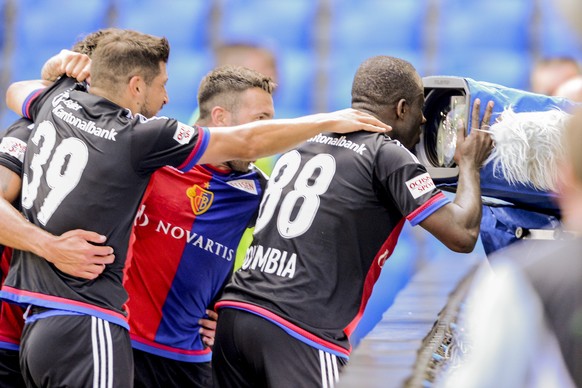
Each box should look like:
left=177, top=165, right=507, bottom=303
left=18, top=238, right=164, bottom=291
left=214, top=55, right=495, bottom=387
left=0, top=30, right=122, bottom=387
left=0, top=29, right=389, bottom=387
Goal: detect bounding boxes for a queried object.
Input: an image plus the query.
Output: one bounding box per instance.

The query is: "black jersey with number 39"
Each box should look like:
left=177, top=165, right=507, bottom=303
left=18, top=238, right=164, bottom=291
left=0, top=79, right=210, bottom=328
left=218, top=130, right=450, bottom=357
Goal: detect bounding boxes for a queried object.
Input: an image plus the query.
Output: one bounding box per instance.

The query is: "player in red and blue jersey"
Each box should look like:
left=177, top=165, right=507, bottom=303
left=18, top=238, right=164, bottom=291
left=214, top=56, right=495, bottom=387
left=0, top=245, right=25, bottom=388
left=126, top=65, right=275, bottom=387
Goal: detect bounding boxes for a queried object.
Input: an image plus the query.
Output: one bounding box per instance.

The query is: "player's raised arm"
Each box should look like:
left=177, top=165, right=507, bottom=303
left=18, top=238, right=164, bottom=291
left=198, top=108, right=391, bottom=165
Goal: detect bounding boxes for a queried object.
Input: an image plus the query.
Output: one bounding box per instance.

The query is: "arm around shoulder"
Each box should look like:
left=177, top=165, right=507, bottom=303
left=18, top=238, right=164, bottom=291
left=6, top=80, right=51, bottom=116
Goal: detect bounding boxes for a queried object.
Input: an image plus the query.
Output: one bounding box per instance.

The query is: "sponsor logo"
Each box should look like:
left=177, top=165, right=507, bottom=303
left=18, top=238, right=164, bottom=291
left=406, top=172, right=435, bottom=199
left=227, top=179, right=258, bottom=195
left=51, top=91, right=70, bottom=108
left=62, top=99, right=81, bottom=111
left=307, top=134, right=367, bottom=155
left=0, top=137, right=27, bottom=161
left=241, top=244, right=297, bottom=279
left=52, top=105, right=117, bottom=141
left=51, top=91, right=81, bottom=111
left=186, top=184, right=214, bottom=215
left=133, top=206, right=234, bottom=261
left=173, top=122, right=195, bottom=145
left=134, top=204, right=149, bottom=227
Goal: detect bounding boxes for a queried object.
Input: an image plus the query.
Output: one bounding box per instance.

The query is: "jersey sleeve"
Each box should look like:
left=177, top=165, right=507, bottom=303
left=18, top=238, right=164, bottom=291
left=0, top=118, right=34, bottom=176
left=375, top=141, right=450, bottom=226
left=132, top=118, right=210, bottom=175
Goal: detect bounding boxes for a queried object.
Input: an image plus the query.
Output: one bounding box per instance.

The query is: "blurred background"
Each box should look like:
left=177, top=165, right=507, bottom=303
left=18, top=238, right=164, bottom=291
left=1, top=0, right=582, bottom=128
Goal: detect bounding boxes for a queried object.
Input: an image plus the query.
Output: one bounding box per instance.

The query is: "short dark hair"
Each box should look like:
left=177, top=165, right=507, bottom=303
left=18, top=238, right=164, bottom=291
left=89, top=29, right=170, bottom=91
left=197, top=65, right=276, bottom=120
left=351, top=55, right=421, bottom=111
left=71, top=28, right=125, bottom=56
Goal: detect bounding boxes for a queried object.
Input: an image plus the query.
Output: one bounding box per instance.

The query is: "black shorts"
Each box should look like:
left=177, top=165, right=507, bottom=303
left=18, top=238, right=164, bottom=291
left=20, top=309, right=133, bottom=387
left=0, top=347, right=25, bottom=388
left=133, top=348, right=212, bottom=388
left=213, top=308, right=348, bottom=388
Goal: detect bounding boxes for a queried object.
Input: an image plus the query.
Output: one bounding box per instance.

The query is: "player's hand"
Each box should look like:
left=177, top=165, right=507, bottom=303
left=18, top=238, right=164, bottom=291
left=42, top=229, right=114, bottom=280
left=454, top=98, right=494, bottom=169
left=319, top=108, right=392, bottom=134
left=41, top=49, right=91, bottom=83
left=199, top=309, right=218, bottom=348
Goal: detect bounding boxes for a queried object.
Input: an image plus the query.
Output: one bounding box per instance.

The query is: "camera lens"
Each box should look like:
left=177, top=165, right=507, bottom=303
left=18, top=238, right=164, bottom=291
left=422, top=90, right=467, bottom=167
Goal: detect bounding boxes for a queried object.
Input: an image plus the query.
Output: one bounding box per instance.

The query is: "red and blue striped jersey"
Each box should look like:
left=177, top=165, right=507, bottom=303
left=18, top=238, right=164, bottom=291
left=125, top=163, right=265, bottom=362
left=0, top=246, right=24, bottom=351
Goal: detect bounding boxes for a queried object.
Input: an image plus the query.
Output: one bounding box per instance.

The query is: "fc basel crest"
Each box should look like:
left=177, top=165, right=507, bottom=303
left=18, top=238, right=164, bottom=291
left=186, top=184, right=214, bottom=215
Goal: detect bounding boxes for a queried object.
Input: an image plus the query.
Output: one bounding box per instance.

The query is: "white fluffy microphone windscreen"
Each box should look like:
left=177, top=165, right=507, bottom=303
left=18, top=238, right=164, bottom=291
left=485, top=108, right=571, bottom=192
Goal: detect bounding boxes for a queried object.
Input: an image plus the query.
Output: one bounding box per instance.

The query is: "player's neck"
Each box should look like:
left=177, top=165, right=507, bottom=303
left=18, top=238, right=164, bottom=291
left=89, top=87, right=129, bottom=111
left=195, top=120, right=231, bottom=171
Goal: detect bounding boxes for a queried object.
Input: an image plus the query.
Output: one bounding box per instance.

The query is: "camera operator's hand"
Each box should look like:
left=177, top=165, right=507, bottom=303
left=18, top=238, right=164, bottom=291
left=454, top=98, right=494, bottom=169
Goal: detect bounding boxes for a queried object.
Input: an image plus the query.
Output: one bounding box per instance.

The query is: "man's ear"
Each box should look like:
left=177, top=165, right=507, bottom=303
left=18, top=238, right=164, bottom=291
left=396, top=98, right=408, bottom=120
left=128, top=75, right=144, bottom=98
left=210, top=106, right=230, bottom=126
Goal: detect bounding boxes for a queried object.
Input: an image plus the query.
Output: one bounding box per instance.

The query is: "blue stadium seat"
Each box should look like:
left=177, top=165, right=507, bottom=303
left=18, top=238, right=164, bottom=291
left=218, top=0, right=318, bottom=52
left=10, top=0, right=110, bottom=82
left=14, top=0, right=110, bottom=50
left=536, top=0, right=582, bottom=61
left=435, top=0, right=532, bottom=53
left=115, top=0, right=212, bottom=50
left=0, top=0, right=5, bottom=51
left=162, top=50, right=214, bottom=123
left=330, top=0, right=429, bottom=54
left=434, top=50, right=532, bottom=90
left=273, top=50, right=317, bottom=118
left=431, top=0, right=533, bottom=89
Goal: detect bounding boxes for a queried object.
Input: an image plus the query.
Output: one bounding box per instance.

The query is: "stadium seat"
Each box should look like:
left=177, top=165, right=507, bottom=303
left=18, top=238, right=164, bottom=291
left=433, top=49, right=532, bottom=90
left=218, top=0, right=319, bottom=52
left=162, top=50, right=214, bottom=123
left=330, top=0, right=429, bottom=54
left=13, top=0, right=110, bottom=52
left=273, top=50, right=317, bottom=118
left=435, top=0, right=532, bottom=53
left=10, top=0, right=110, bottom=82
left=431, top=0, right=533, bottom=89
left=115, top=0, right=212, bottom=50
left=0, top=0, right=5, bottom=51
